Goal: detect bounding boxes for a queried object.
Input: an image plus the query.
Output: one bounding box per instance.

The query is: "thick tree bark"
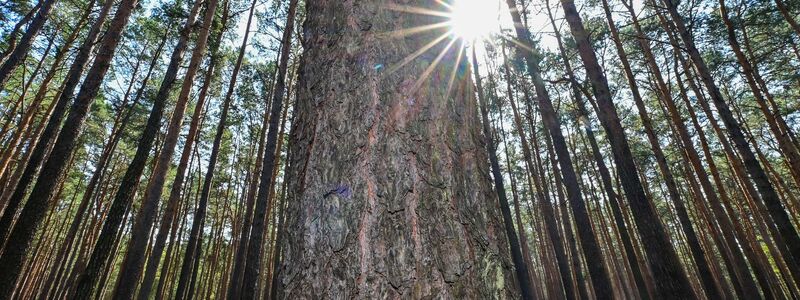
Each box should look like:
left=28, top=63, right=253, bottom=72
left=0, top=0, right=58, bottom=92
left=663, top=0, right=800, bottom=273
left=70, top=0, right=204, bottom=297
left=0, top=0, right=138, bottom=295
left=472, top=47, right=535, bottom=300
left=275, top=0, right=518, bottom=297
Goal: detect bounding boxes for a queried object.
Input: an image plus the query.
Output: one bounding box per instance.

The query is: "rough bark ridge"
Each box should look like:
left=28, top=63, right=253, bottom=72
left=276, top=1, right=518, bottom=298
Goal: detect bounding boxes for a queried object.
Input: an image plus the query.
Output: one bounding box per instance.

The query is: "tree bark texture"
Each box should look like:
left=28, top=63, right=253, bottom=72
left=275, top=1, right=519, bottom=298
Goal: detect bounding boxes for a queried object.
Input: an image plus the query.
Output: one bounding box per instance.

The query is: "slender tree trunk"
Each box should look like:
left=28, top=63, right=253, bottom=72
left=242, top=0, right=299, bottom=298
left=112, top=1, right=224, bottom=297
left=0, top=0, right=113, bottom=244
left=0, top=6, right=91, bottom=184
left=209, top=0, right=259, bottom=296
left=262, top=65, right=294, bottom=296
left=603, top=1, right=725, bottom=298
left=136, top=18, right=228, bottom=300
left=170, top=3, right=236, bottom=299
left=559, top=0, right=695, bottom=297
left=0, top=0, right=58, bottom=92
left=774, top=0, right=800, bottom=36
left=662, top=0, right=800, bottom=273
left=472, top=47, right=535, bottom=299
left=498, top=36, right=573, bottom=298
left=69, top=0, right=204, bottom=297
left=548, top=1, right=656, bottom=297
left=719, top=0, right=800, bottom=195
left=0, top=0, right=138, bottom=295
left=0, top=1, right=41, bottom=63
left=503, top=0, right=613, bottom=297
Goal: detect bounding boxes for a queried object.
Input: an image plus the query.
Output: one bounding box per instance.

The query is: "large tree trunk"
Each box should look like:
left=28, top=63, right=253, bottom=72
left=0, top=0, right=138, bottom=295
left=275, top=0, right=518, bottom=298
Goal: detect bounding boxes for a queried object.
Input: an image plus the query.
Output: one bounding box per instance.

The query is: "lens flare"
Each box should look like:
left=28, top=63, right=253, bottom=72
left=447, top=0, right=501, bottom=41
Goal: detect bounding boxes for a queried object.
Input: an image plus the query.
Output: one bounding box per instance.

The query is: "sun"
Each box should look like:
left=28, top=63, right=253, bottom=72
left=446, top=0, right=502, bottom=42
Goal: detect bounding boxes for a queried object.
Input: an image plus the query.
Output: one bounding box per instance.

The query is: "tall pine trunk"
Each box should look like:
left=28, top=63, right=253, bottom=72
left=662, top=0, right=800, bottom=272
left=0, top=0, right=113, bottom=244
left=503, top=0, right=613, bottom=297
left=241, top=0, right=298, bottom=298
left=0, top=0, right=58, bottom=92
left=472, top=47, right=535, bottom=299
left=112, top=1, right=224, bottom=297
left=70, top=0, right=204, bottom=297
left=0, top=0, right=138, bottom=294
left=559, top=0, right=695, bottom=296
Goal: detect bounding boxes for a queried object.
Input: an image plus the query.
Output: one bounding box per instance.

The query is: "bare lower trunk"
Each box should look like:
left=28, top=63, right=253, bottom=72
left=276, top=1, right=518, bottom=297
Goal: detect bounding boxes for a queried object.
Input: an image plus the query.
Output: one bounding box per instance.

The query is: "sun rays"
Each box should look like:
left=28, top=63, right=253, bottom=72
left=380, top=0, right=526, bottom=97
